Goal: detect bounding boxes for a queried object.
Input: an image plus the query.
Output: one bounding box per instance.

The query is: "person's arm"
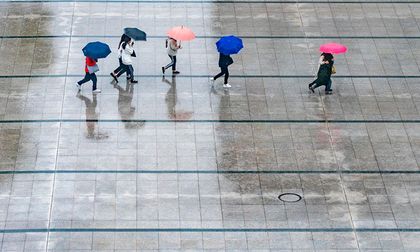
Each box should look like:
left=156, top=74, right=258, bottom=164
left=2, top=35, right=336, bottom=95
left=125, top=43, right=134, bottom=55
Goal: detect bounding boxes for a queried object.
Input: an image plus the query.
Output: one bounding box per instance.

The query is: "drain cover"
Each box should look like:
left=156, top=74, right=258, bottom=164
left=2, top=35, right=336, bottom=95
left=278, top=193, right=302, bottom=203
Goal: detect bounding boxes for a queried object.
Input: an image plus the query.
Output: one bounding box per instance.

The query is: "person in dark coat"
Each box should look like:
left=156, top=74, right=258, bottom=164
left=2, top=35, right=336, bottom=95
left=308, top=57, right=334, bottom=95
left=210, top=53, right=233, bottom=88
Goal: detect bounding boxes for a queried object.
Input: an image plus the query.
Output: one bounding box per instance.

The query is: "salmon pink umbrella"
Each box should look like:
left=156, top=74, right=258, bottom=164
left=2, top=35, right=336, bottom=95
left=319, top=43, right=347, bottom=54
left=167, top=26, right=196, bottom=41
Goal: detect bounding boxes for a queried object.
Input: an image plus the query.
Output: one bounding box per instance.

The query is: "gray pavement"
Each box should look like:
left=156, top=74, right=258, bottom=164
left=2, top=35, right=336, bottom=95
left=1, top=1, right=420, bottom=251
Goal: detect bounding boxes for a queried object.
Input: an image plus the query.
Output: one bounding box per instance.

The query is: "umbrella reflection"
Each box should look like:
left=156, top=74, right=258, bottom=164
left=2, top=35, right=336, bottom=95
left=163, top=76, right=193, bottom=120
left=77, top=93, right=108, bottom=140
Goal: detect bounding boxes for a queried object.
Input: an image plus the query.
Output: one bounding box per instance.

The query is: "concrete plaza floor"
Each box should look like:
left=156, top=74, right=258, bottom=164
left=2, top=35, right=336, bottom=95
left=1, top=0, right=420, bottom=251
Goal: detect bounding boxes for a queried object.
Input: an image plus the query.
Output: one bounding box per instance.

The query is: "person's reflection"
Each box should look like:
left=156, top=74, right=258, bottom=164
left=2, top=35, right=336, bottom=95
left=163, top=76, right=177, bottom=119
left=114, top=82, right=135, bottom=119
left=163, top=76, right=193, bottom=120
left=213, top=87, right=237, bottom=168
left=114, top=82, right=143, bottom=129
left=77, top=93, right=100, bottom=139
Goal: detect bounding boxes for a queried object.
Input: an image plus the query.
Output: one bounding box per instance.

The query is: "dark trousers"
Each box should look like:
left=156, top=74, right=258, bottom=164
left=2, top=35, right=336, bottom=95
left=78, top=73, right=97, bottom=90
left=164, top=55, right=177, bottom=71
left=116, top=64, right=134, bottom=80
left=113, top=58, right=125, bottom=75
left=309, top=79, right=332, bottom=92
left=214, top=66, right=229, bottom=84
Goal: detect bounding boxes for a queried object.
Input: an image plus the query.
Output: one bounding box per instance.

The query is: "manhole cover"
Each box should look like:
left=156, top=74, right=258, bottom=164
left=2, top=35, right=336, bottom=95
left=278, top=193, right=302, bottom=203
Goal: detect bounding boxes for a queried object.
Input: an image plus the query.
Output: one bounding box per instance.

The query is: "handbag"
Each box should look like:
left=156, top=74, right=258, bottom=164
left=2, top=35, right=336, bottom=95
left=87, top=64, right=99, bottom=74
left=331, top=65, right=336, bottom=75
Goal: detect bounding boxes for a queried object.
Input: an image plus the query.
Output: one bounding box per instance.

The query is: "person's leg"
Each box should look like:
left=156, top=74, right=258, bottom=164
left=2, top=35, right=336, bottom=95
left=312, top=82, right=325, bottom=90
left=116, top=64, right=128, bottom=78
left=128, top=65, right=138, bottom=83
left=164, top=55, right=175, bottom=70
left=113, top=58, right=124, bottom=74
left=126, top=65, right=133, bottom=79
left=78, top=73, right=91, bottom=85
left=172, top=56, right=177, bottom=71
left=213, top=67, right=224, bottom=80
left=91, top=73, right=97, bottom=91
left=308, top=80, right=316, bottom=87
left=223, top=67, right=229, bottom=84
left=325, top=79, right=332, bottom=91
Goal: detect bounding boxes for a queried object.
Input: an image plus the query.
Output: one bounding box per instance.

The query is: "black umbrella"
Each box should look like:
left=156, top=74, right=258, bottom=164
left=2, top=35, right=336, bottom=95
left=124, top=28, right=147, bottom=41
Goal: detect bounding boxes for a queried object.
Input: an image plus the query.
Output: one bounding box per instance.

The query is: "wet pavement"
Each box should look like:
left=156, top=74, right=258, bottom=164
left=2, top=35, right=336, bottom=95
left=1, top=1, right=420, bottom=251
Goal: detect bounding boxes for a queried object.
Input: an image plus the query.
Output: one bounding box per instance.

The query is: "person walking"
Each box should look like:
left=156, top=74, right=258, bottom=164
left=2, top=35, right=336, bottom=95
left=210, top=53, right=233, bottom=88
left=120, top=38, right=138, bottom=84
left=308, top=58, right=334, bottom=95
left=162, top=37, right=181, bottom=75
left=76, top=56, right=101, bottom=93
left=110, top=34, right=131, bottom=83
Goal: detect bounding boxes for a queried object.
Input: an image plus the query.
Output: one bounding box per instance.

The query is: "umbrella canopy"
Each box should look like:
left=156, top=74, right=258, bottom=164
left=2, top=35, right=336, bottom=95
left=167, top=26, right=196, bottom=41
left=124, top=27, right=147, bottom=41
left=319, top=43, right=347, bottom=54
left=82, top=41, right=111, bottom=59
left=216, top=35, right=243, bottom=55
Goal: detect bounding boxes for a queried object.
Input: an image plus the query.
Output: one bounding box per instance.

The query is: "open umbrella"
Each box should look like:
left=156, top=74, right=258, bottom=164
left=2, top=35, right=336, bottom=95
left=319, top=43, right=347, bottom=54
left=124, top=27, right=147, bottom=41
left=82, top=41, right=111, bottom=59
left=167, top=26, right=196, bottom=41
left=216, top=35, right=243, bottom=55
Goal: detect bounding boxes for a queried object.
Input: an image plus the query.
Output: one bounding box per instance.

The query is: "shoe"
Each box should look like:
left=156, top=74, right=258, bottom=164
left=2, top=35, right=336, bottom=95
left=325, top=91, right=333, bottom=95
left=172, top=71, right=180, bottom=75
left=223, top=83, right=231, bottom=88
left=92, top=89, right=101, bottom=93
left=110, top=72, right=118, bottom=83
left=308, top=83, right=312, bottom=88
left=76, top=83, right=81, bottom=91
left=131, top=80, right=138, bottom=84
left=210, top=77, right=215, bottom=86
left=162, top=67, right=165, bottom=74
left=309, top=86, right=315, bottom=93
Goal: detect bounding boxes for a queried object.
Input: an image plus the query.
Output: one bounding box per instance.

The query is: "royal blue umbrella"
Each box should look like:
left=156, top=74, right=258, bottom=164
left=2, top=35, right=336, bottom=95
left=216, top=35, right=243, bottom=55
left=82, top=41, right=111, bottom=59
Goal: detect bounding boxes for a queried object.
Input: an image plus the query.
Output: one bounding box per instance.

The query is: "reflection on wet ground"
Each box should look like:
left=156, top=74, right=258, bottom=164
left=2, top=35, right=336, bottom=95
left=1, top=1, right=420, bottom=251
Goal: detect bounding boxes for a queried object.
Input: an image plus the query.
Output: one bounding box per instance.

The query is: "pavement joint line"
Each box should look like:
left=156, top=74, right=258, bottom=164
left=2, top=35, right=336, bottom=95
left=0, top=228, right=420, bottom=233
left=2, top=35, right=420, bottom=39
left=1, top=0, right=420, bottom=3
left=0, top=170, right=420, bottom=174
left=1, top=74, right=420, bottom=78
left=1, top=119, right=420, bottom=123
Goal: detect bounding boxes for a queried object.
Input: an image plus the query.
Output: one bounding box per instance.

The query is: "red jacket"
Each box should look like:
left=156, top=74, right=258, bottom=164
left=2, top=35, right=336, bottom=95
left=85, top=57, right=97, bottom=73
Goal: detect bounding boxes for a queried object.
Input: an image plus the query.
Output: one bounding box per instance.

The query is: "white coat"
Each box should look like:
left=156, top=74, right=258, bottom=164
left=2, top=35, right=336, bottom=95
left=121, top=42, right=134, bottom=65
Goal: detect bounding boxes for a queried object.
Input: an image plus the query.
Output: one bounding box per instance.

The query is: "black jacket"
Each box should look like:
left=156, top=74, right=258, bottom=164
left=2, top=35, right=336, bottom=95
left=316, top=61, right=334, bottom=84
left=218, top=53, right=233, bottom=67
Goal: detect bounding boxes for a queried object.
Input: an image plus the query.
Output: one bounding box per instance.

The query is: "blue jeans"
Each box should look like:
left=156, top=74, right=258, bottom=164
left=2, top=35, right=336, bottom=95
left=78, top=73, right=97, bottom=90
left=164, top=55, right=177, bottom=71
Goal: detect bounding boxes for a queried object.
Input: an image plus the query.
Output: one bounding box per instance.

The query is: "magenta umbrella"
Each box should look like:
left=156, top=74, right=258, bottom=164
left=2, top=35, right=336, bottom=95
left=319, top=43, right=347, bottom=54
